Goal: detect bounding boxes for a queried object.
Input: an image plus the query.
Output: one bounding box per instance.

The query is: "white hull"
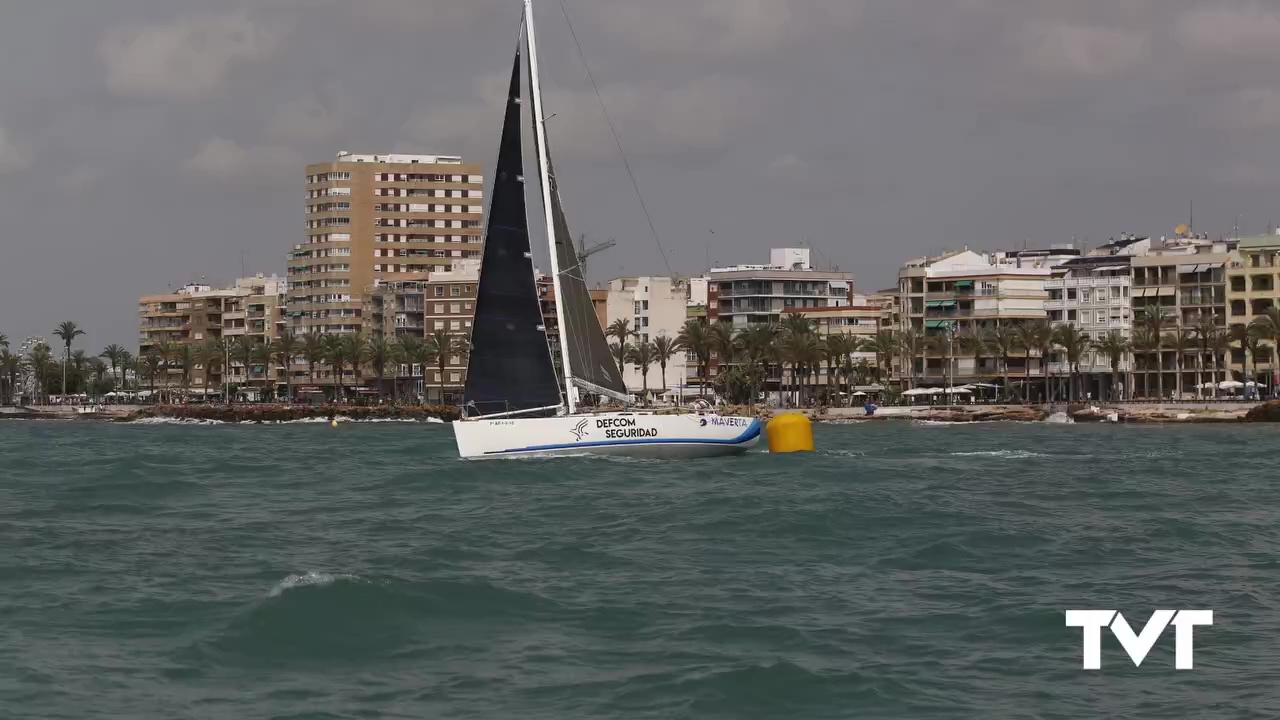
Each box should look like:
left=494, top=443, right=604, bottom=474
left=452, top=411, right=760, bottom=459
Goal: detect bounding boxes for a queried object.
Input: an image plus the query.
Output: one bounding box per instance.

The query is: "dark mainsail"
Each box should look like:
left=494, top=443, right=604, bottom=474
left=544, top=153, right=629, bottom=401
left=462, top=48, right=562, bottom=416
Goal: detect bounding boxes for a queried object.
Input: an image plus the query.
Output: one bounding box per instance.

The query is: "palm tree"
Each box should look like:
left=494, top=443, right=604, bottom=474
left=1251, top=307, right=1280, bottom=390
left=1052, top=324, right=1090, bottom=402
left=735, top=323, right=778, bottom=406
left=339, top=333, right=368, bottom=396
left=196, top=340, right=225, bottom=400
left=252, top=338, right=276, bottom=401
left=868, top=330, right=898, bottom=385
left=605, top=318, right=631, bottom=374
left=302, top=331, right=326, bottom=389
left=368, top=335, right=394, bottom=400
left=1229, top=323, right=1255, bottom=384
left=142, top=351, right=162, bottom=400
left=1192, top=318, right=1219, bottom=398
left=1130, top=327, right=1157, bottom=398
left=323, top=334, right=347, bottom=402
left=396, top=335, right=428, bottom=403
left=0, top=349, right=23, bottom=405
left=1018, top=319, right=1053, bottom=402
left=989, top=324, right=1021, bottom=400
left=53, top=321, right=85, bottom=398
left=88, top=358, right=109, bottom=401
left=650, top=335, right=679, bottom=400
left=1166, top=326, right=1195, bottom=399
left=707, top=320, right=737, bottom=376
left=925, top=331, right=954, bottom=390
left=1092, top=330, right=1131, bottom=401
left=424, top=329, right=466, bottom=404
left=100, top=344, right=124, bottom=390
left=0, top=333, right=7, bottom=349
left=154, top=341, right=175, bottom=403
left=823, top=333, right=856, bottom=404
left=606, top=319, right=631, bottom=345
left=70, top=350, right=88, bottom=395
left=1138, top=307, right=1170, bottom=400
left=955, top=326, right=990, bottom=386
left=176, top=343, right=195, bottom=402
left=625, top=340, right=656, bottom=400
left=609, top=339, right=631, bottom=380
left=28, top=343, right=54, bottom=404
left=899, top=328, right=925, bottom=391
left=779, top=326, right=822, bottom=407
left=230, top=338, right=254, bottom=402
left=119, top=351, right=135, bottom=392
left=274, top=332, right=300, bottom=402
left=676, top=319, right=713, bottom=397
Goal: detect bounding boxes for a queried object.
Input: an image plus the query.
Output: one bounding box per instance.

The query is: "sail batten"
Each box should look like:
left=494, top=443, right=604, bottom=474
left=461, top=42, right=562, bottom=417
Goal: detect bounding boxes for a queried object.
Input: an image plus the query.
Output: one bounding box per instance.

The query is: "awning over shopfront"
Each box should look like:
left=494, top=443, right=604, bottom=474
left=925, top=299, right=956, bottom=308
left=954, top=280, right=974, bottom=288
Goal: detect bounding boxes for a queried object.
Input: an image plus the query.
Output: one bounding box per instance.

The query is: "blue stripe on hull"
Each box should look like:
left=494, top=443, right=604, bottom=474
left=483, top=419, right=761, bottom=455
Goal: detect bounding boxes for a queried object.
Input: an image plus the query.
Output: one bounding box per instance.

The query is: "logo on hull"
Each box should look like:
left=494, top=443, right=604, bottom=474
left=570, top=418, right=589, bottom=441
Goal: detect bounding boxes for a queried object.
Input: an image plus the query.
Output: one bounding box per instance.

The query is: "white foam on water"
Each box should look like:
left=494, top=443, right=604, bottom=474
left=128, top=417, right=226, bottom=426
left=268, top=571, right=359, bottom=597
left=1044, top=412, right=1075, bottom=424
left=949, top=450, right=1048, bottom=459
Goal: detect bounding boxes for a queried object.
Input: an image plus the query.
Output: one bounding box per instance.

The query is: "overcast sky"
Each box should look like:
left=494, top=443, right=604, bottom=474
left=2, top=0, right=1279, bottom=350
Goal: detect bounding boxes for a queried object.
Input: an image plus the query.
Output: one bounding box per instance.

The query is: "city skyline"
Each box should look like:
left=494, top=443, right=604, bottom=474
left=4, top=1, right=1280, bottom=350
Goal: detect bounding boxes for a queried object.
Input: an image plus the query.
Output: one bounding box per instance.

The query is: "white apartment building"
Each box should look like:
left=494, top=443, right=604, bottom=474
left=605, top=276, right=689, bottom=393
left=1044, top=259, right=1134, bottom=390
left=898, top=249, right=1054, bottom=386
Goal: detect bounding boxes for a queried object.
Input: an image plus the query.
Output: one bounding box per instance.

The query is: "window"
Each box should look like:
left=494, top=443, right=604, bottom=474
left=450, top=320, right=460, bottom=330
left=434, top=287, right=444, bottom=297
left=450, top=286, right=460, bottom=297
left=635, top=301, right=641, bottom=314
left=464, top=303, right=472, bottom=311
left=434, top=320, right=444, bottom=330
left=450, top=372, right=461, bottom=383
left=434, top=303, right=444, bottom=313
left=450, top=303, right=460, bottom=313
left=1066, top=288, right=1077, bottom=301
left=1096, top=311, right=1106, bottom=323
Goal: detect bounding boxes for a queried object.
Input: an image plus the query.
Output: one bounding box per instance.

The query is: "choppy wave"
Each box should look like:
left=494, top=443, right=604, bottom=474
left=268, top=571, right=362, bottom=597
left=948, top=450, right=1048, bottom=459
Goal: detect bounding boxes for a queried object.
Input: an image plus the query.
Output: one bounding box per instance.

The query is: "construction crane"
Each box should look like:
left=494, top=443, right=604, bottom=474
left=576, top=233, right=616, bottom=269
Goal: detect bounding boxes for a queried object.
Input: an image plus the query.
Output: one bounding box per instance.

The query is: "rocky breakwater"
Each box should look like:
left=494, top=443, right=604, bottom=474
left=118, top=404, right=461, bottom=423
left=1245, top=400, right=1280, bottom=423
left=1070, top=405, right=1249, bottom=423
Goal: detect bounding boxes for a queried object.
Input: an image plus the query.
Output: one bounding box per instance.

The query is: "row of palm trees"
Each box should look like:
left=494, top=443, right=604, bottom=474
left=140, top=328, right=470, bottom=403
left=2, top=323, right=125, bottom=404
left=597, top=305, right=1280, bottom=406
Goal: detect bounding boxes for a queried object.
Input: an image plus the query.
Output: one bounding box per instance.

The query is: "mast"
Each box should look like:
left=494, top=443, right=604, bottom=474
left=524, top=0, right=577, bottom=414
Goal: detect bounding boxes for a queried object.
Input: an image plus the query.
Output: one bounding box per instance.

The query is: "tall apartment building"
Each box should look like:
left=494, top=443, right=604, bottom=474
left=604, top=276, right=690, bottom=393
left=1044, top=258, right=1133, bottom=397
left=897, top=249, right=1061, bottom=387
left=1227, top=233, right=1280, bottom=383
left=1129, top=242, right=1232, bottom=398
left=138, top=274, right=286, bottom=395
left=289, top=152, right=484, bottom=338
left=705, top=248, right=854, bottom=396
left=708, top=248, right=853, bottom=327
left=364, top=260, right=478, bottom=402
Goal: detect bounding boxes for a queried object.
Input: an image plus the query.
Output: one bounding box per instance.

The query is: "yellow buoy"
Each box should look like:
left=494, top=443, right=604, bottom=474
left=330, top=419, right=338, bottom=427
left=766, top=412, right=814, bottom=454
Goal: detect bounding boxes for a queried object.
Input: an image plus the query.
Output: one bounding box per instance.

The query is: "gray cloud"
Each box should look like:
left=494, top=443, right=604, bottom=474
left=2, top=0, right=1279, bottom=351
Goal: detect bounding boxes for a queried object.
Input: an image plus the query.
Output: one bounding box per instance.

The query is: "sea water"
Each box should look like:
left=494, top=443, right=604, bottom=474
left=2, top=420, right=1279, bottom=718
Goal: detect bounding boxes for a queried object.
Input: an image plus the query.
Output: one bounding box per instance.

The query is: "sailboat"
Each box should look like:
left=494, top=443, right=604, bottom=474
left=452, top=0, right=761, bottom=460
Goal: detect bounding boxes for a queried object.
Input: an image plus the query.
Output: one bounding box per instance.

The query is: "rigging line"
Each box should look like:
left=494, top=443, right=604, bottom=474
left=558, top=0, right=673, bottom=277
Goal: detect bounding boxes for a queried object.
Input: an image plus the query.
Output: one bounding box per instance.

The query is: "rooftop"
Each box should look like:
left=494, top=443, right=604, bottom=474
left=333, top=152, right=464, bottom=165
